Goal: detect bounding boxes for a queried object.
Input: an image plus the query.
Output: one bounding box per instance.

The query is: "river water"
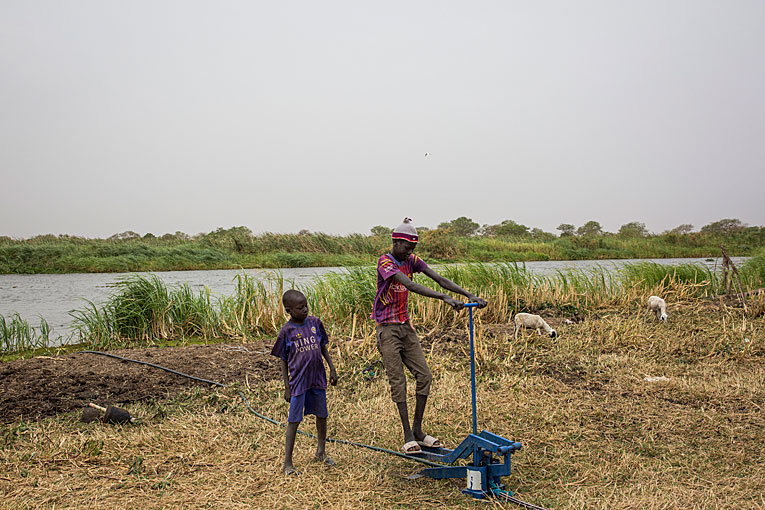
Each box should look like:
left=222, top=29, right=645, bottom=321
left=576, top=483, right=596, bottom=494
left=0, top=257, right=747, bottom=337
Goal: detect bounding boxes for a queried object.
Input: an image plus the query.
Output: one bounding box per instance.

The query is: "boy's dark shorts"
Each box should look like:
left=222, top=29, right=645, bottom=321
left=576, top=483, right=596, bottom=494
left=375, top=322, right=432, bottom=403
left=288, top=388, right=328, bottom=423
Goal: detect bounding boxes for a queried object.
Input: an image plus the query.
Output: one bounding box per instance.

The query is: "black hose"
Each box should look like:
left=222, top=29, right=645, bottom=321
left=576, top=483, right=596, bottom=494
left=79, top=350, right=550, bottom=508
left=79, top=350, right=442, bottom=467
left=81, top=350, right=225, bottom=387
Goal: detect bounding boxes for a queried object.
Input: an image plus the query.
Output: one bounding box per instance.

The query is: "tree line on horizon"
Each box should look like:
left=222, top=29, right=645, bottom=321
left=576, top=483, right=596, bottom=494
left=378, top=217, right=754, bottom=239
left=2, top=217, right=764, bottom=274
left=1, top=217, right=758, bottom=244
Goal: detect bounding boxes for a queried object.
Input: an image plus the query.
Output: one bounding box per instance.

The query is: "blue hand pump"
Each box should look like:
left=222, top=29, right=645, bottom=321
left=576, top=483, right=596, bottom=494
left=466, top=302, right=480, bottom=464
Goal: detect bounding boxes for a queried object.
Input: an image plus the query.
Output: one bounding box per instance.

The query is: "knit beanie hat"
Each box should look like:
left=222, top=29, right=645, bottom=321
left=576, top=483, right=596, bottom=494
left=392, top=217, right=418, bottom=243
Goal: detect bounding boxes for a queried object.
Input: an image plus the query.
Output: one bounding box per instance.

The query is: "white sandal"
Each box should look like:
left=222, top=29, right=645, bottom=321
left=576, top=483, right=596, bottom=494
left=416, top=435, right=442, bottom=448
left=402, top=440, right=422, bottom=454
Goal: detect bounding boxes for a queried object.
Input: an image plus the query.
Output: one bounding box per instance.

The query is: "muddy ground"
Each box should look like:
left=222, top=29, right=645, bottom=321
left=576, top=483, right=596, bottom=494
left=0, top=319, right=569, bottom=424
left=0, top=340, right=281, bottom=423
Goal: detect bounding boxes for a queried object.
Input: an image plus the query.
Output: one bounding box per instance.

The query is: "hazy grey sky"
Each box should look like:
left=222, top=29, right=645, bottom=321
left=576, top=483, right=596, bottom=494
left=1, top=1, right=763, bottom=238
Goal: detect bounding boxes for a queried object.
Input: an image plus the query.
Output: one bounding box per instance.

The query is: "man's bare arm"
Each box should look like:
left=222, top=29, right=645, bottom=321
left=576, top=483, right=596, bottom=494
left=421, top=266, right=487, bottom=307
left=392, top=272, right=464, bottom=309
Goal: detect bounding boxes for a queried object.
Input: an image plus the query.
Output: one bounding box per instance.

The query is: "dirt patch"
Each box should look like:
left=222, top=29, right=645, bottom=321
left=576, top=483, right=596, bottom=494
left=0, top=341, right=280, bottom=423
left=419, top=321, right=568, bottom=351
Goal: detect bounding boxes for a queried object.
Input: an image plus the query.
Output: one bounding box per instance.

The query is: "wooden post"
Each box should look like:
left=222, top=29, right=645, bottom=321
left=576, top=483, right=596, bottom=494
left=720, top=244, right=747, bottom=307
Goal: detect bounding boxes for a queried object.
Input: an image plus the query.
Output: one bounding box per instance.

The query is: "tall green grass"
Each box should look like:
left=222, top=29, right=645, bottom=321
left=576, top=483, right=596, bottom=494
left=67, top=262, right=721, bottom=347
left=741, top=248, right=765, bottom=288
left=6, top=259, right=762, bottom=355
left=0, top=313, right=53, bottom=353
left=72, top=276, right=226, bottom=348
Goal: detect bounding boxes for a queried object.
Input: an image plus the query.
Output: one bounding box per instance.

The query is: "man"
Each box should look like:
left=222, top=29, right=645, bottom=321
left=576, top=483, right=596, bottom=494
left=373, top=218, right=487, bottom=454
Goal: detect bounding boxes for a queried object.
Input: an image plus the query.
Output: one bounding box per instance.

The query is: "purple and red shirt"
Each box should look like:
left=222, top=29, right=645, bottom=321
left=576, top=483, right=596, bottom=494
left=373, top=253, right=428, bottom=324
left=270, top=316, right=328, bottom=397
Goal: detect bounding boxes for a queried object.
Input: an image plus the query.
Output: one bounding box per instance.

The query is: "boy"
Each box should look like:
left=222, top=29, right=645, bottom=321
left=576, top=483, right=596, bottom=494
left=271, top=289, right=338, bottom=475
left=374, top=218, right=487, bottom=454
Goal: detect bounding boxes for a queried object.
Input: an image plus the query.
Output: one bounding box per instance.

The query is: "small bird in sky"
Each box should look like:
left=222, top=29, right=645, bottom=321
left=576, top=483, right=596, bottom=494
left=424, top=152, right=431, bottom=157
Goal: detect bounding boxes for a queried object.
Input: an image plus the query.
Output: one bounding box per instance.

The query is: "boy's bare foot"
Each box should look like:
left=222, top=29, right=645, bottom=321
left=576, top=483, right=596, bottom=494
left=314, top=453, right=336, bottom=466
left=283, top=465, right=299, bottom=475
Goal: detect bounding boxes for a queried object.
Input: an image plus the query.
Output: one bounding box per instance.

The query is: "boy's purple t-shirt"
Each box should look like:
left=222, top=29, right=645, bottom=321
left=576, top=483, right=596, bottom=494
left=270, top=316, right=328, bottom=397
left=373, top=253, right=428, bottom=324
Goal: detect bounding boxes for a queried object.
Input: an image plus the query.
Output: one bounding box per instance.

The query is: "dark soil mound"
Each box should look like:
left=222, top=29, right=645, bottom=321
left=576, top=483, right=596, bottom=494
left=0, top=342, right=280, bottom=423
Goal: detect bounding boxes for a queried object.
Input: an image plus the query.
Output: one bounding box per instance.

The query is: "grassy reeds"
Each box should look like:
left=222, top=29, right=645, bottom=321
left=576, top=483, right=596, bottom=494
left=2, top=228, right=762, bottom=274
left=5, top=257, right=763, bottom=355
left=0, top=233, right=380, bottom=273
left=0, top=313, right=53, bottom=353
left=741, top=248, right=765, bottom=288
left=56, top=260, right=763, bottom=352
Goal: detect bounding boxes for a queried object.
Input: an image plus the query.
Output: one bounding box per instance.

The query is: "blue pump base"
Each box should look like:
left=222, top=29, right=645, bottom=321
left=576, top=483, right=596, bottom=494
left=410, top=430, right=522, bottom=500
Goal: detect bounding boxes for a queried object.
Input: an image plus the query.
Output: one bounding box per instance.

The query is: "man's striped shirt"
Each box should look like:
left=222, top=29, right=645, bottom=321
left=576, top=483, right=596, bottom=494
left=373, top=253, right=428, bottom=324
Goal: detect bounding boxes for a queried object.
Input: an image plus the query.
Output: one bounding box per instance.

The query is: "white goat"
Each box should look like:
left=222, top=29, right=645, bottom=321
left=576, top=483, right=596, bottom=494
left=513, top=313, right=557, bottom=339
left=647, top=296, right=668, bottom=321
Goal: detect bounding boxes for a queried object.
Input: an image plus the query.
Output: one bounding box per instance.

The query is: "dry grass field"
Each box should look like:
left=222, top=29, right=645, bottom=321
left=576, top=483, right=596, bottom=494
left=1, top=300, right=764, bottom=509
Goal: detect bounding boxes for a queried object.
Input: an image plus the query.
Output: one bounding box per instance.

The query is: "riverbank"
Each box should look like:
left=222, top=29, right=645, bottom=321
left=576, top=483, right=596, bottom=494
left=1, top=302, right=763, bottom=509
left=0, top=256, right=750, bottom=348
left=2, top=228, right=763, bottom=274
left=3, top=258, right=764, bottom=356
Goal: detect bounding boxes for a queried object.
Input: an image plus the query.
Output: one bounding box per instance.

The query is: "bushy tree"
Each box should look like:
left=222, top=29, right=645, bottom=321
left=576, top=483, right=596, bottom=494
left=370, top=225, right=392, bottom=237
left=438, top=217, right=480, bottom=237
left=666, top=224, right=694, bottom=235
left=418, top=228, right=464, bottom=260
left=618, top=221, right=648, bottom=237
left=156, top=231, right=192, bottom=241
left=29, top=234, right=59, bottom=243
left=225, top=226, right=254, bottom=252
left=109, top=231, right=140, bottom=240
left=701, top=218, right=747, bottom=235
left=203, top=226, right=254, bottom=252
left=556, top=224, right=576, bottom=237
left=577, top=221, right=604, bottom=236
left=483, top=219, right=530, bottom=237
left=530, top=227, right=555, bottom=240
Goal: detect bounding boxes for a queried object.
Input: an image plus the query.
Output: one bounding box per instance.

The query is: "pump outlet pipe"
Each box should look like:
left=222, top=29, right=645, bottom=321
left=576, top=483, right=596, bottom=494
left=465, top=302, right=480, bottom=466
